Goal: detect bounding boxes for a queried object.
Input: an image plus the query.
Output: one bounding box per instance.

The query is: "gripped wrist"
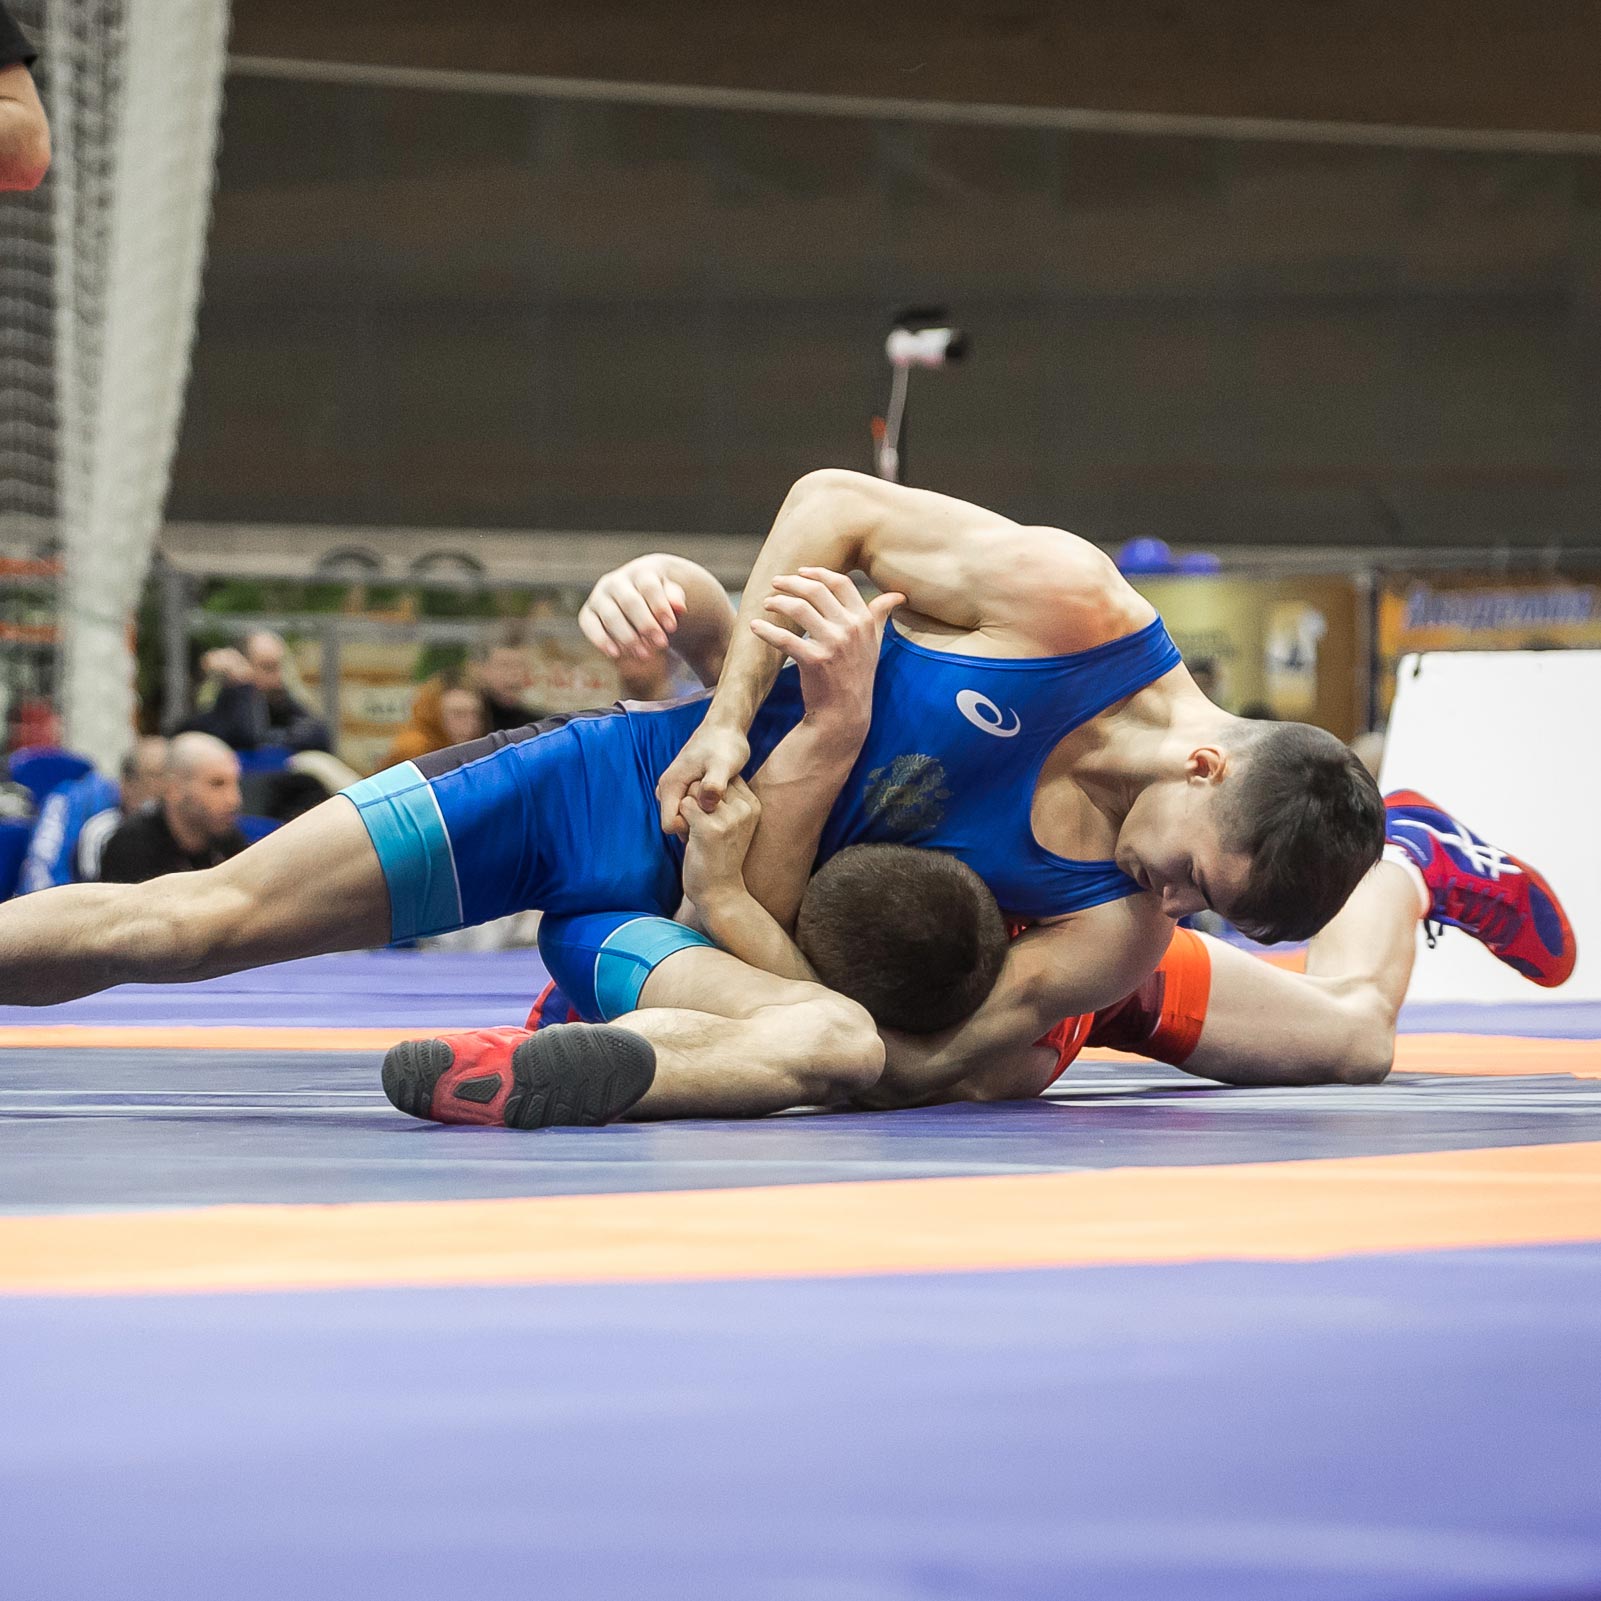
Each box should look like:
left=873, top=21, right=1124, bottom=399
left=692, top=881, right=753, bottom=921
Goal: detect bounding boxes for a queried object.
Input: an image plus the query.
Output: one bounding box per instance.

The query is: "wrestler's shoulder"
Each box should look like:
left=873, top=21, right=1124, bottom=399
left=980, top=526, right=1156, bottom=652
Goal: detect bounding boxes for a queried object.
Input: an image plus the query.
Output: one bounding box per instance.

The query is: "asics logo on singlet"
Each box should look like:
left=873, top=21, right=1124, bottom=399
left=955, top=689, right=1022, bottom=738
left=1389, top=818, right=1522, bottom=880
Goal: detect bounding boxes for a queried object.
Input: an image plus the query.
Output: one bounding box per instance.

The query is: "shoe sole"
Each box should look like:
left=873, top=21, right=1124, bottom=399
left=506, top=1025, right=657, bottom=1128
left=382, top=1026, right=657, bottom=1129
left=1505, top=856, right=1577, bottom=987
left=382, top=1037, right=455, bottom=1119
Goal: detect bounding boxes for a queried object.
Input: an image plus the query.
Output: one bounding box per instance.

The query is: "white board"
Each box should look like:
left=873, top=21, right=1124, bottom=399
left=1380, top=650, right=1601, bottom=1002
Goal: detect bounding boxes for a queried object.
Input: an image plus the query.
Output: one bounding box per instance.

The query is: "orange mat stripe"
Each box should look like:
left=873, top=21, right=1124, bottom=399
left=3, top=1141, right=1597, bottom=1299
left=0, top=1025, right=1596, bottom=1077
left=1374, top=1035, right=1601, bottom=1078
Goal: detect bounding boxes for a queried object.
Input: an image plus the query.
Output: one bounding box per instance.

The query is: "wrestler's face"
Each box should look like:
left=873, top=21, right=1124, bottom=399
left=1114, top=750, right=1254, bottom=922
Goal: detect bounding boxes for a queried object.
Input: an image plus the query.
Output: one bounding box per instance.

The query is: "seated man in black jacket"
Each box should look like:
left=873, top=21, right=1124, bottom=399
left=184, top=631, right=331, bottom=754
left=100, top=734, right=249, bottom=884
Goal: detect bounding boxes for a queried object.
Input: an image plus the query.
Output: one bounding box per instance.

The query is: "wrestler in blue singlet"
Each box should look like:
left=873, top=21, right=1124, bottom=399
left=345, top=615, right=1182, bottom=1021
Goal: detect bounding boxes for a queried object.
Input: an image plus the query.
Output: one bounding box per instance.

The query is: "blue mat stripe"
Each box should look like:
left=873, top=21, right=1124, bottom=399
left=3, top=1245, right=1598, bottom=1601
left=0, top=950, right=1594, bottom=1037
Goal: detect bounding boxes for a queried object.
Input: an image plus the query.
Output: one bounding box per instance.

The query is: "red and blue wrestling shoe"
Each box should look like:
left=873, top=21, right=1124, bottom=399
left=1384, top=790, right=1577, bottom=987
left=381, top=1023, right=656, bottom=1129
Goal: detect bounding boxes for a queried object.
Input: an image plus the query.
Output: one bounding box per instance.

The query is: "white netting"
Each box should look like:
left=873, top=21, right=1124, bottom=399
left=0, top=3, right=52, bottom=537
left=0, top=0, right=229, bottom=768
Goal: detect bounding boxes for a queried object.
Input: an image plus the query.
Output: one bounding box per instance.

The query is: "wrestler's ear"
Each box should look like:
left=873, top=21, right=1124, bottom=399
left=1186, top=745, right=1228, bottom=785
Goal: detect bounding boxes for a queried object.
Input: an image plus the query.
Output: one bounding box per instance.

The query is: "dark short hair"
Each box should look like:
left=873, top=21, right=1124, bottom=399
left=795, top=844, right=1009, bottom=1033
left=1223, top=721, right=1385, bottom=943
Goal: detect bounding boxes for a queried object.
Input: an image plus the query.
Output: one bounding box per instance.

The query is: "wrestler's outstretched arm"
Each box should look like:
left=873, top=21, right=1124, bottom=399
left=657, top=469, right=1154, bottom=828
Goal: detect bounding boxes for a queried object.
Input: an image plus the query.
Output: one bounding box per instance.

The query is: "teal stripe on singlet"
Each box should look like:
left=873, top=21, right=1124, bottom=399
left=341, top=762, right=463, bottom=941
left=593, top=916, right=715, bottom=1020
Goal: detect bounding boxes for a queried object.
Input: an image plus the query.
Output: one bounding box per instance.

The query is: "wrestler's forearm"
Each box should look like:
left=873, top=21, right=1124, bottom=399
left=860, top=1024, right=1003, bottom=1108
left=704, top=474, right=877, bottom=733
left=860, top=913, right=1164, bottom=1108
left=660, top=556, right=737, bottom=687
left=692, top=886, right=818, bottom=984
left=858, top=1035, right=1058, bottom=1109
left=744, top=720, right=863, bottom=930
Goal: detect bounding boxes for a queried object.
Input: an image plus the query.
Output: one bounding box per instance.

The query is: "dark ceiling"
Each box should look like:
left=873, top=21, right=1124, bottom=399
left=229, top=0, right=1600, bottom=139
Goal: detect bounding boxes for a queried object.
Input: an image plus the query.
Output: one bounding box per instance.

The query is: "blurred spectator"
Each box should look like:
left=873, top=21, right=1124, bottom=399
left=244, top=749, right=358, bottom=829
left=183, top=630, right=331, bottom=753
left=99, top=733, right=247, bottom=883
left=443, top=679, right=490, bottom=744
left=386, top=670, right=489, bottom=766
left=0, top=3, right=50, bottom=192
left=614, top=652, right=674, bottom=702
left=613, top=650, right=707, bottom=702
left=76, top=736, right=169, bottom=882
left=256, top=769, right=333, bottom=825
left=287, top=749, right=362, bottom=797
left=1237, top=700, right=1279, bottom=721
left=473, top=633, right=539, bottom=733
left=19, top=736, right=168, bottom=892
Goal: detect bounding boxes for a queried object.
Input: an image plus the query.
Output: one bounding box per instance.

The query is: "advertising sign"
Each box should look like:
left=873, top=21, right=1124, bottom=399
left=1376, top=577, right=1601, bottom=714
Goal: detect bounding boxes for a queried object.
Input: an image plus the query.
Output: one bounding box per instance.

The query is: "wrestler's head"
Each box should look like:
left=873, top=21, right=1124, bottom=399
left=795, top=844, right=1008, bottom=1033
left=1115, top=718, right=1383, bottom=942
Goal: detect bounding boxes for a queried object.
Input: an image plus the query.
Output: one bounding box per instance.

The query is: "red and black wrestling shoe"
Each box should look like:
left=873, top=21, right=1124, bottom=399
left=381, top=1023, right=656, bottom=1129
left=1384, top=790, right=1577, bottom=988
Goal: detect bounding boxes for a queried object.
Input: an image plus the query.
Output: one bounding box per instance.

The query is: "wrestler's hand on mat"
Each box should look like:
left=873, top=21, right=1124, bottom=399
left=751, top=567, right=905, bottom=739
left=679, top=777, right=762, bottom=910
left=579, top=554, right=688, bottom=662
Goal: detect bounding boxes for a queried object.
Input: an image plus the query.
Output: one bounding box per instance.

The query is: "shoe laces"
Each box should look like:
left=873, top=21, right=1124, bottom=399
left=1438, top=882, right=1519, bottom=948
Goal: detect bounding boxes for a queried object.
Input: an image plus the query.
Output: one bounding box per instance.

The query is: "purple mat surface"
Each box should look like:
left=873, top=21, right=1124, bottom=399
left=4, top=1245, right=1599, bottom=1601
left=0, top=950, right=1595, bottom=1037
left=9, top=1050, right=1601, bottom=1209
left=0, top=949, right=545, bottom=1029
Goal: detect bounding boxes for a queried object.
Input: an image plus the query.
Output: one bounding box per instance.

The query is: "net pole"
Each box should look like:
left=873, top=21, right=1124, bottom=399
left=51, top=0, right=230, bottom=769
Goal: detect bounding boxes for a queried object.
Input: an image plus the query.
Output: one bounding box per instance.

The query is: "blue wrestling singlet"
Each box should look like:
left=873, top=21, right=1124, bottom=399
left=344, top=614, right=1182, bottom=1010
left=342, top=700, right=789, bottom=940
left=804, top=615, right=1181, bottom=921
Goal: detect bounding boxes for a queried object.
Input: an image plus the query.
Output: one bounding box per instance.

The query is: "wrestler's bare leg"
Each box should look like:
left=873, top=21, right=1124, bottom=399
left=1176, top=860, right=1421, bottom=1086
left=614, top=944, right=885, bottom=1119
left=925, top=859, right=1423, bottom=1104
left=0, top=796, right=391, bottom=1005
